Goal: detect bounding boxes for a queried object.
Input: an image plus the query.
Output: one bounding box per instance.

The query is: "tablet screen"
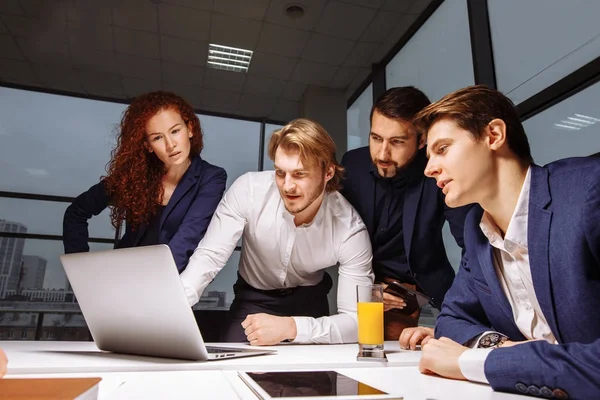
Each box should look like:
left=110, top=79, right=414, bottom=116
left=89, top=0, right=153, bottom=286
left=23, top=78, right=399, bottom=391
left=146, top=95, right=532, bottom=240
left=242, top=371, right=388, bottom=398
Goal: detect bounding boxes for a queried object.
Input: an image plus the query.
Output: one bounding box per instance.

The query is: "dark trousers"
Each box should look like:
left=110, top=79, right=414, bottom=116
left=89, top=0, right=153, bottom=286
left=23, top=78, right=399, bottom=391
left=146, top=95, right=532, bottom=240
left=220, top=273, right=333, bottom=342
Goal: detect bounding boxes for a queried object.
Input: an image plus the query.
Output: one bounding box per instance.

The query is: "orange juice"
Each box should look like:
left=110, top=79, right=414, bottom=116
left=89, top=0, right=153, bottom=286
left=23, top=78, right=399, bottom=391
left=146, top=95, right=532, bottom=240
left=357, top=301, right=384, bottom=344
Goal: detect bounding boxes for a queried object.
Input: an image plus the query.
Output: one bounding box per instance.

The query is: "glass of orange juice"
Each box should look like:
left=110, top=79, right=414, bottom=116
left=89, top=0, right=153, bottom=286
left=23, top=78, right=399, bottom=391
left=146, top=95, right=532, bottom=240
left=356, top=284, right=386, bottom=361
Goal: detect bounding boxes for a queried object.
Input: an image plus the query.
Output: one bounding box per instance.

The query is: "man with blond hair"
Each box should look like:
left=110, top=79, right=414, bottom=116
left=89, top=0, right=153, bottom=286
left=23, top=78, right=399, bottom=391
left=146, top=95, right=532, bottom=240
left=181, top=118, right=374, bottom=345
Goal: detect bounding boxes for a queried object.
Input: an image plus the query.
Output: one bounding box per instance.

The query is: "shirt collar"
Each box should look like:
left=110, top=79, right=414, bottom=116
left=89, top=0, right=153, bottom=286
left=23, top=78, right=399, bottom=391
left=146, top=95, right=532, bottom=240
left=479, top=167, right=532, bottom=251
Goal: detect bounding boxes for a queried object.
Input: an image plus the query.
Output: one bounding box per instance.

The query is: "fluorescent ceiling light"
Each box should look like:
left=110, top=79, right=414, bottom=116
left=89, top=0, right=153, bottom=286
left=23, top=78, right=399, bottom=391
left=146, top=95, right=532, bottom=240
left=553, top=113, right=599, bottom=131
left=207, top=44, right=253, bottom=73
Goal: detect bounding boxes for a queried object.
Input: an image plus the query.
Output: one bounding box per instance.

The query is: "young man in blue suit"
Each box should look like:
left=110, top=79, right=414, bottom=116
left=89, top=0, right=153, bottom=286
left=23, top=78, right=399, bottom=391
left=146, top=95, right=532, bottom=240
left=412, top=85, right=600, bottom=399
left=341, top=87, right=471, bottom=339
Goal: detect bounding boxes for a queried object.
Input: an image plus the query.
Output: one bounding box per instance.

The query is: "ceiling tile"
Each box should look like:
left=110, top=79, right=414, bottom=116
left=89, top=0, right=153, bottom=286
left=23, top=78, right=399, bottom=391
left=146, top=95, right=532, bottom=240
left=32, top=64, right=83, bottom=92
left=329, top=66, right=363, bottom=89
left=270, top=99, right=300, bottom=122
left=282, top=81, right=306, bottom=101
left=68, top=21, right=114, bottom=52
left=159, top=4, right=210, bottom=42
left=343, top=41, right=378, bottom=67
left=112, top=0, right=158, bottom=32
left=16, top=36, right=71, bottom=66
left=315, top=2, right=376, bottom=41
left=122, top=77, right=161, bottom=98
left=162, top=61, right=204, bottom=86
left=0, top=58, right=39, bottom=85
left=203, top=67, right=246, bottom=92
left=66, top=0, right=112, bottom=25
left=243, top=75, right=285, bottom=98
left=210, top=13, right=262, bottom=50
left=114, top=27, right=160, bottom=58
left=381, top=0, right=414, bottom=13
left=255, top=23, right=310, bottom=58
left=0, top=0, right=24, bottom=14
left=301, top=33, right=355, bottom=66
left=409, top=0, right=433, bottom=14
left=247, top=52, right=297, bottom=81
left=265, top=0, right=327, bottom=31
left=19, top=0, right=68, bottom=18
left=213, top=0, right=270, bottom=20
left=72, top=48, right=117, bottom=74
left=0, top=20, right=7, bottom=34
left=237, top=94, right=276, bottom=118
left=160, top=36, right=207, bottom=66
left=163, top=82, right=203, bottom=107
left=79, top=70, right=124, bottom=98
left=161, top=0, right=213, bottom=11
left=200, top=88, right=240, bottom=111
left=290, top=60, right=338, bottom=87
left=372, top=13, right=414, bottom=61
left=0, top=34, right=23, bottom=60
left=361, top=11, right=403, bottom=43
left=117, top=53, right=161, bottom=81
left=339, top=0, right=385, bottom=8
left=345, top=67, right=370, bottom=99
left=2, top=14, right=69, bottom=41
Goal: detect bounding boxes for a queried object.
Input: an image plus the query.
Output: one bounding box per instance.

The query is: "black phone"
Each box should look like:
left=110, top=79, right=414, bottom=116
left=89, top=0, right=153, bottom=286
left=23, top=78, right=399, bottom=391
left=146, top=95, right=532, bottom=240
left=384, top=281, right=432, bottom=315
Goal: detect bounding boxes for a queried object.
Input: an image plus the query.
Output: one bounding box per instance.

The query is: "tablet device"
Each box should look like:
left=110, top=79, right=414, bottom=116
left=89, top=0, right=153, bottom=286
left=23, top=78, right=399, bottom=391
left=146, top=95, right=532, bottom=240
left=384, top=281, right=432, bottom=315
left=238, top=371, right=401, bottom=400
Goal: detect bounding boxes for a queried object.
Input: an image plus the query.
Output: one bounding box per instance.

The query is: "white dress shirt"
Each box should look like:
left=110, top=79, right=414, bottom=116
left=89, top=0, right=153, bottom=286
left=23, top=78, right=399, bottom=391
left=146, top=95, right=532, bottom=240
left=459, top=167, right=557, bottom=383
left=180, top=171, right=374, bottom=344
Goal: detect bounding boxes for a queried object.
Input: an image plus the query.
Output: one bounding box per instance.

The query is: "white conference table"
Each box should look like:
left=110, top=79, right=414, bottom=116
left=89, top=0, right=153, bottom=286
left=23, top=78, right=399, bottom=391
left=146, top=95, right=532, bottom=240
left=2, top=340, right=529, bottom=399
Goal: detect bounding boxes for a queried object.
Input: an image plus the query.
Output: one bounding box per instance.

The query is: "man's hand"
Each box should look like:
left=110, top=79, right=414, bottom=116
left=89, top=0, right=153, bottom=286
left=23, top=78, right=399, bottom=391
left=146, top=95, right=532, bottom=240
left=399, top=326, right=434, bottom=350
left=501, top=339, right=544, bottom=348
left=419, top=337, right=468, bottom=380
left=241, top=313, right=297, bottom=346
left=382, top=284, right=407, bottom=311
left=0, top=348, right=7, bottom=378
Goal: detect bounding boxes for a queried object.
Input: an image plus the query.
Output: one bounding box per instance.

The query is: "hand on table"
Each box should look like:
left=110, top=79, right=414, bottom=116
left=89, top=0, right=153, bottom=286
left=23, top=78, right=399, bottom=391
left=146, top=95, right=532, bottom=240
left=382, top=284, right=407, bottom=312
left=399, top=326, right=435, bottom=350
left=419, top=337, right=468, bottom=381
left=241, top=313, right=297, bottom=346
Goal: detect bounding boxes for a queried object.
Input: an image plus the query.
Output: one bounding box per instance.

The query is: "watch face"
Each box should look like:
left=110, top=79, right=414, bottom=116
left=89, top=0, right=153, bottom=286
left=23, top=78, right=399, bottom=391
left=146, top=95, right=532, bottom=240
left=479, top=333, right=501, bottom=348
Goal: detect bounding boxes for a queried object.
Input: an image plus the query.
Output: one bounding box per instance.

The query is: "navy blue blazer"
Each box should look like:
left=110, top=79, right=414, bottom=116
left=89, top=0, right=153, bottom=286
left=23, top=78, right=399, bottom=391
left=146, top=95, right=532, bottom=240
left=341, top=147, right=471, bottom=308
left=63, top=156, right=227, bottom=272
left=435, top=158, right=600, bottom=398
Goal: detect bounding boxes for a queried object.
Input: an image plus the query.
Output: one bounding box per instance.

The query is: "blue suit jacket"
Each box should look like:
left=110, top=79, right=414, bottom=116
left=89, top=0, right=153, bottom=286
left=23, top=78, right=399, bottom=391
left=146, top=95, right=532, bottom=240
left=435, top=157, right=600, bottom=398
left=63, top=156, right=227, bottom=272
left=341, top=147, right=471, bottom=308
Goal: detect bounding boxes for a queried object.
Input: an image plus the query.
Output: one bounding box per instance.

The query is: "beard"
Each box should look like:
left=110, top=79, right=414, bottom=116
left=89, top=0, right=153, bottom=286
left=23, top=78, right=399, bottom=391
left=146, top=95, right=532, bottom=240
left=372, top=157, right=399, bottom=178
left=282, top=179, right=325, bottom=215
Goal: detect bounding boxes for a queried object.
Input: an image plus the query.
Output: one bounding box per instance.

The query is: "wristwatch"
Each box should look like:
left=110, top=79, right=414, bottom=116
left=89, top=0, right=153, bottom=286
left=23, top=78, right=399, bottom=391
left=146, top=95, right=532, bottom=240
left=477, top=332, right=508, bottom=349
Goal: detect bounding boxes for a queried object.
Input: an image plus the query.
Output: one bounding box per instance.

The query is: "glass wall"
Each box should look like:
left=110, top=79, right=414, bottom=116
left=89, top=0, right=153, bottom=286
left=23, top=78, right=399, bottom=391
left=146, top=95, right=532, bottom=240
left=0, top=86, right=263, bottom=339
left=488, top=0, right=600, bottom=104
left=346, top=83, right=373, bottom=151
left=523, top=81, right=600, bottom=165
left=385, top=0, right=474, bottom=102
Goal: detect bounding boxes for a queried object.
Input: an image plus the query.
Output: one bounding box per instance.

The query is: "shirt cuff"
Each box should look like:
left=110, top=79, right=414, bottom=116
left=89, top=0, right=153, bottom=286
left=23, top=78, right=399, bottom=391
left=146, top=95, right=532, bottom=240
left=181, top=277, right=199, bottom=306
left=290, top=317, right=311, bottom=343
left=458, top=348, right=493, bottom=384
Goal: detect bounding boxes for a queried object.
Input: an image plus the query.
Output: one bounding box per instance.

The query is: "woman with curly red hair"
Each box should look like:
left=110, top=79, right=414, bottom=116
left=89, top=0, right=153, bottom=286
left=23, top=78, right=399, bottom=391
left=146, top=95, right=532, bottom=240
left=63, top=91, right=227, bottom=272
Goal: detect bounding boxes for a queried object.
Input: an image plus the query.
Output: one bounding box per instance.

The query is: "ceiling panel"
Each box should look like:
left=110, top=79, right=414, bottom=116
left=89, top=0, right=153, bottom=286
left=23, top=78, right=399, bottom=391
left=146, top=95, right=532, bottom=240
left=361, top=11, right=403, bottom=43
left=78, top=70, right=124, bottom=98
left=270, top=99, right=300, bottom=123
left=210, top=13, right=262, bottom=50
left=343, top=41, right=379, bottom=67
left=237, top=94, right=276, bottom=117
left=2, top=14, right=69, bottom=41
left=0, top=19, right=7, bottom=34
left=0, top=0, right=24, bottom=15
left=282, top=81, right=307, bottom=102
left=19, top=0, right=67, bottom=18
left=161, top=0, right=213, bottom=11
left=255, top=23, right=310, bottom=58
left=200, top=88, right=240, bottom=111
left=114, top=27, right=160, bottom=59
left=117, top=54, right=161, bottom=81
left=159, top=4, right=210, bottom=42
left=329, top=66, right=364, bottom=88
left=0, top=34, right=23, bottom=60
left=16, top=37, right=71, bottom=66
left=162, top=61, right=205, bottom=86
left=264, top=0, right=327, bottom=31
left=68, top=21, right=114, bottom=52
left=66, top=0, right=112, bottom=25
left=409, top=0, right=432, bottom=14
left=290, top=60, right=338, bottom=86
left=71, top=48, right=117, bottom=74
left=381, top=0, right=414, bottom=13
left=122, top=77, right=161, bottom=98
left=248, top=52, right=298, bottom=81
left=213, top=0, right=271, bottom=20
left=339, top=0, right=385, bottom=8
left=301, top=33, right=355, bottom=66
left=0, top=58, right=39, bottom=85
left=315, top=1, right=376, bottom=41
left=112, top=0, right=158, bottom=32
left=160, top=36, right=207, bottom=66
left=203, top=68, right=246, bottom=93
left=162, top=81, right=204, bottom=108
left=243, top=75, right=285, bottom=98
left=32, top=64, right=83, bottom=93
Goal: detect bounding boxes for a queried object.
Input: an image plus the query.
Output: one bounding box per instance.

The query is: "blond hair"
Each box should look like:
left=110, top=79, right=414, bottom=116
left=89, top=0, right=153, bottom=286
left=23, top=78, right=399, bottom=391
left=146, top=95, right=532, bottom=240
left=268, top=118, right=344, bottom=192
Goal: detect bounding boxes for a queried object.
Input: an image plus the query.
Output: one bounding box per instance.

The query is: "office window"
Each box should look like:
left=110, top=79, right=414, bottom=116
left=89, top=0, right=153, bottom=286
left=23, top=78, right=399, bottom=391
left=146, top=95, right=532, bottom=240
left=262, top=123, right=285, bottom=171
left=523, top=81, right=600, bottom=165
left=346, top=84, right=373, bottom=151
left=489, top=0, right=600, bottom=104
left=385, top=0, right=474, bottom=102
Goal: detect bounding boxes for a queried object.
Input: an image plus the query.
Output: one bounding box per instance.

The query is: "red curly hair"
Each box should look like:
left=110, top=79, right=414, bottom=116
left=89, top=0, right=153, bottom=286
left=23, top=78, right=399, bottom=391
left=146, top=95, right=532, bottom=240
left=103, top=91, right=203, bottom=230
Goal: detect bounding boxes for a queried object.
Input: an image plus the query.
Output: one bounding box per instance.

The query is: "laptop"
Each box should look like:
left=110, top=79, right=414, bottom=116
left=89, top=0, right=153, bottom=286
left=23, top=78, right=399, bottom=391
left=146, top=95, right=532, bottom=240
left=60, top=244, right=276, bottom=361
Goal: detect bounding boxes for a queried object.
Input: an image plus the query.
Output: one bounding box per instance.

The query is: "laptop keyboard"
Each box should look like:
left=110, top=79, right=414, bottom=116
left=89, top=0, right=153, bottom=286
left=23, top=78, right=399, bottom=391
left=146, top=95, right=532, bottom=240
left=207, top=347, right=239, bottom=354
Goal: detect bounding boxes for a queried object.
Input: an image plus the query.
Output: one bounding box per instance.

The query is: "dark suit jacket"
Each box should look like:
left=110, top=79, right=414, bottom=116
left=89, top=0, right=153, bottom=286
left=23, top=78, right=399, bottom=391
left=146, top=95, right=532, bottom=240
left=435, top=158, right=600, bottom=399
left=341, top=147, right=470, bottom=308
left=63, top=155, right=227, bottom=272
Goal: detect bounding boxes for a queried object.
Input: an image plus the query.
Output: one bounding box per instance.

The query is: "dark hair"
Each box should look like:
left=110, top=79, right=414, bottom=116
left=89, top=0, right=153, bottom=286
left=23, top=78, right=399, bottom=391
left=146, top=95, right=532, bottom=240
left=414, top=85, right=533, bottom=163
left=103, top=91, right=203, bottom=229
left=370, top=86, right=431, bottom=124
